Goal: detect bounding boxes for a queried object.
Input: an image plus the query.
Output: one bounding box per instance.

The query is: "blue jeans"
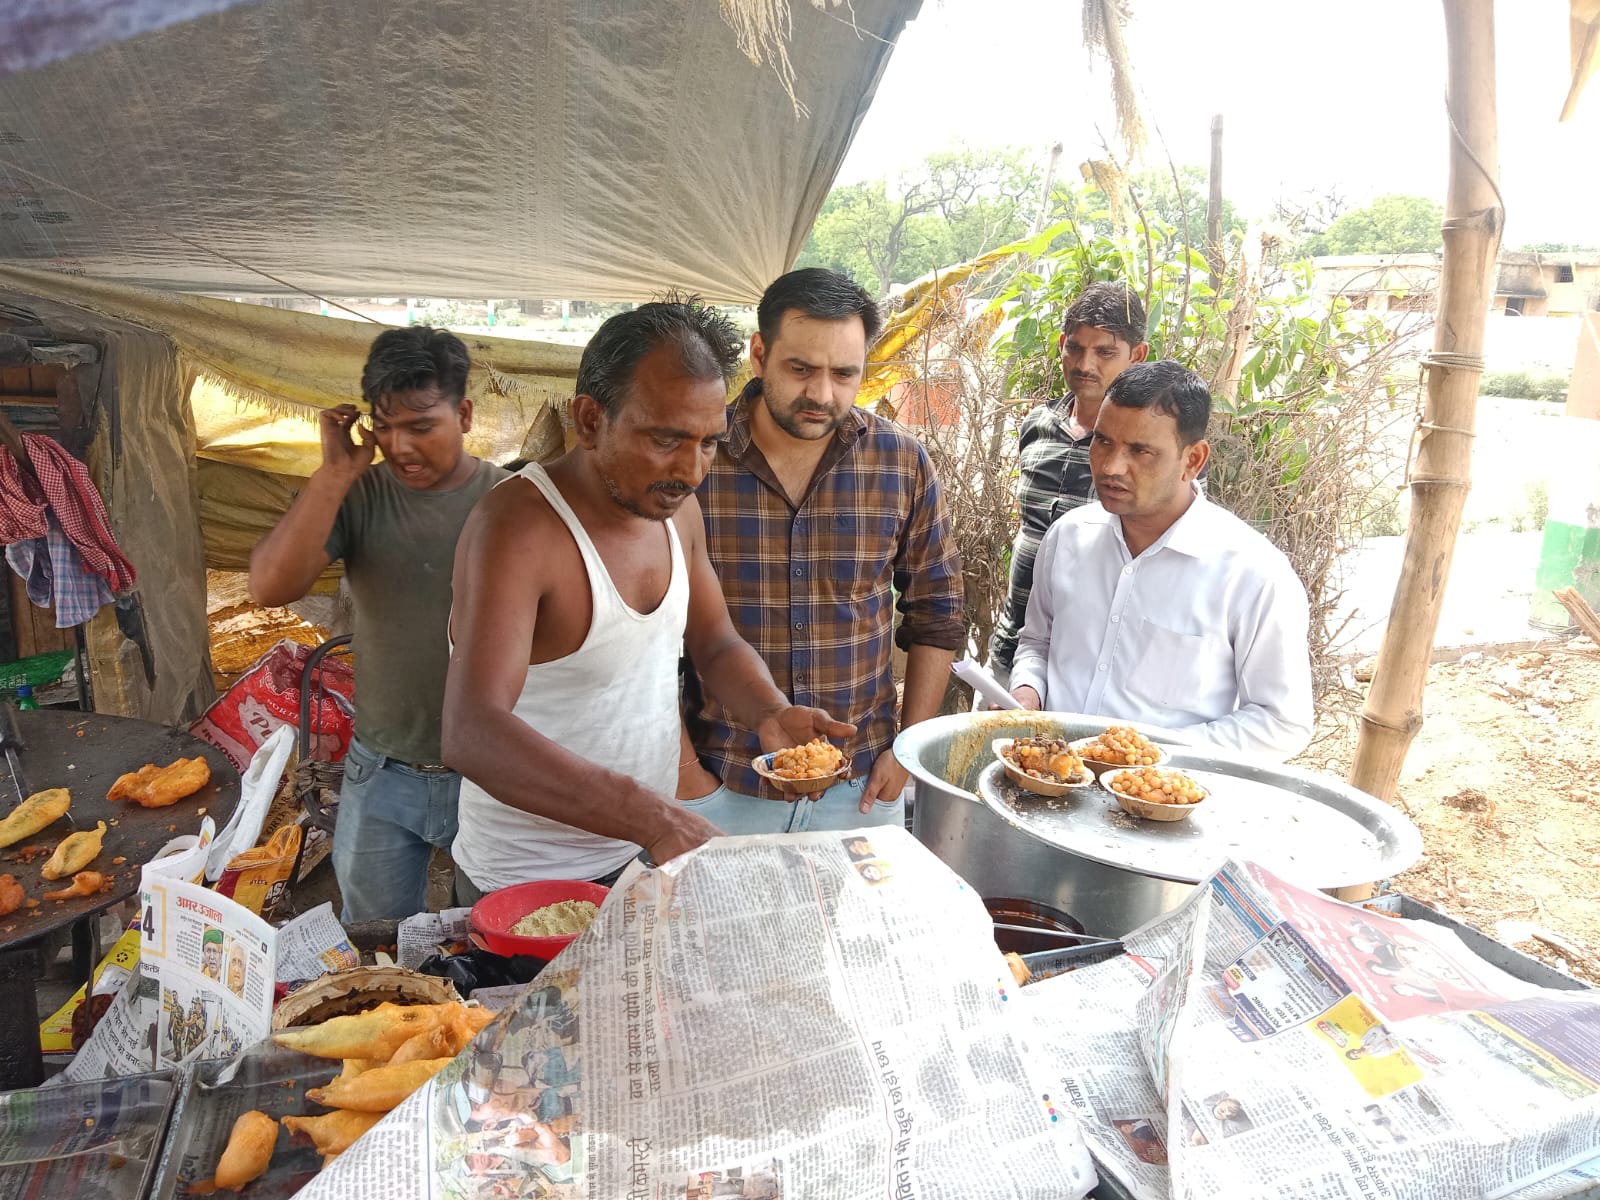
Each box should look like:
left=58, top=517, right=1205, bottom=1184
left=331, top=736, right=461, bottom=922
left=681, top=776, right=903, bottom=836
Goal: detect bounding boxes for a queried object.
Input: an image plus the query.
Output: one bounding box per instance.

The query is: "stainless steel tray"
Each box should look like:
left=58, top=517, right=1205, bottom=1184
left=976, top=742, right=1422, bottom=890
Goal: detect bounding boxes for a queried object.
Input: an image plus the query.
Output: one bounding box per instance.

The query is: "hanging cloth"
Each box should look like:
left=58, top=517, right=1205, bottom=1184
left=0, top=433, right=136, bottom=592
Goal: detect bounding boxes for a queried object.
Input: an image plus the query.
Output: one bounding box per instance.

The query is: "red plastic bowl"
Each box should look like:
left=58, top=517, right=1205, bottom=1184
left=469, top=879, right=611, bottom=959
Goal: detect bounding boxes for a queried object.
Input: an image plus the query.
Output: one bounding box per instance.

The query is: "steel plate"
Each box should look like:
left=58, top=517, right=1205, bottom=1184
left=976, top=747, right=1421, bottom=890
left=0, top=710, right=241, bottom=951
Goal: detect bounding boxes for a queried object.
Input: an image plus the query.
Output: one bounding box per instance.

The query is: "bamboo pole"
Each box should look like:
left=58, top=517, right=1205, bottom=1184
left=1348, top=0, right=1504, bottom=803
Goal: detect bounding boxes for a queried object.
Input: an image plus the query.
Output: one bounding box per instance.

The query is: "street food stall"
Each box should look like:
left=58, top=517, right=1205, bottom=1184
left=2, top=0, right=1599, bottom=1196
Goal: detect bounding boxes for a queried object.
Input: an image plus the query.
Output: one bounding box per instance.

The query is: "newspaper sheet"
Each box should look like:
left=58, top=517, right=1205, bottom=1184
left=275, top=902, right=360, bottom=983
left=140, top=870, right=277, bottom=1067
left=296, top=827, right=1099, bottom=1200
left=0, top=1069, right=177, bottom=1200
left=398, top=905, right=473, bottom=971
left=1018, top=859, right=1600, bottom=1200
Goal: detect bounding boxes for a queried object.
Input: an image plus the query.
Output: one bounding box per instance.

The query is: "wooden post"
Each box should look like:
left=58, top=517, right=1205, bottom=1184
left=1348, top=0, right=1503, bottom=803
left=1207, top=115, right=1224, bottom=292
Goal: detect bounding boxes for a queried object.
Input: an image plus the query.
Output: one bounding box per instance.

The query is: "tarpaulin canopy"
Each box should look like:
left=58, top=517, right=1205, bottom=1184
left=0, top=0, right=919, bottom=302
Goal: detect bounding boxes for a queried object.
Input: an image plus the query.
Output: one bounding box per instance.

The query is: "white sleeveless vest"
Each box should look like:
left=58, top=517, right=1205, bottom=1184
left=452, top=463, right=688, bottom=888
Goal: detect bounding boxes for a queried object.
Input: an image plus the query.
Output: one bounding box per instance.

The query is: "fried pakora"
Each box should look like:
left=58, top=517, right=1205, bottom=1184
left=107, top=757, right=211, bottom=808
left=0, top=873, right=23, bottom=917
left=0, top=788, right=70, bottom=848
left=43, top=870, right=104, bottom=901
left=213, top=1110, right=277, bottom=1190
left=41, top=821, right=106, bottom=880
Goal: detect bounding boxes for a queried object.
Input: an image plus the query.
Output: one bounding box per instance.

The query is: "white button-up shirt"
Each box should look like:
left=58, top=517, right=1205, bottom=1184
left=1010, top=487, right=1314, bottom=759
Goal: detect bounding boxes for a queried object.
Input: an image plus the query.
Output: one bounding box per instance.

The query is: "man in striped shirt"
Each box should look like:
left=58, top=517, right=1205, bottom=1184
left=989, top=282, right=1149, bottom=677
left=681, top=269, right=966, bottom=833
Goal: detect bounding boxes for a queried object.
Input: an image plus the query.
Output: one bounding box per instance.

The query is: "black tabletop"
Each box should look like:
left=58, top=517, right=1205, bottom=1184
left=0, top=710, right=241, bottom=950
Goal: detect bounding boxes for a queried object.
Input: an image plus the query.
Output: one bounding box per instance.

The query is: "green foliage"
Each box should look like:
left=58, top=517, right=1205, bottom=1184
left=1301, top=194, right=1443, bottom=257
left=1478, top=370, right=1569, bottom=403
left=1517, top=479, right=1549, bottom=533
left=1515, top=241, right=1600, bottom=253
left=795, top=148, right=1040, bottom=298
left=1047, top=164, right=1245, bottom=250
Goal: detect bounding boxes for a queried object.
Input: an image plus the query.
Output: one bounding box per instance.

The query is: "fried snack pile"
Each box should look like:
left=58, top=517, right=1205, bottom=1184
left=214, top=1110, right=278, bottom=1191
left=107, top=756, right=211, bottom=808
left=511, top=899, right=599, bottom=938
left=0, top=873, right=22, bottom=917
left=1003, top=737, right=1086, bottom=783
left=41, top=820, right=106, bottom=880
left=200, top=1000, right=498, bottom=1188
left=0, top=787, right=70, bottom=848
left=768, top=738, right=846, bottom=780
left=1109, top=767, right=1206, bottom=805
left=1077, top=725, right=1163, bottom=767
left=43, top=870, right=105, bottom=901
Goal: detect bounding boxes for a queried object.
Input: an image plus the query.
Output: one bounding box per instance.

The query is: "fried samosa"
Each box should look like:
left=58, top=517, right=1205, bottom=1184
left=304, top=1057, right=453, bottom=1112
left=272, top=1002, right=452, bottom=1062
left=280, top=1109, right=384, bottom=1156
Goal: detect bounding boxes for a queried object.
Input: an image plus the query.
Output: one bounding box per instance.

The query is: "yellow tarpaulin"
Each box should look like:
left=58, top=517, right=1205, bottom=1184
left=0, top=265, right=582, bottom=476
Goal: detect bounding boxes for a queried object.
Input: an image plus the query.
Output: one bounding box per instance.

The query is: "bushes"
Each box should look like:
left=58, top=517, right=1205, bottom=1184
left=1479, top=370, right=1569, bottom=403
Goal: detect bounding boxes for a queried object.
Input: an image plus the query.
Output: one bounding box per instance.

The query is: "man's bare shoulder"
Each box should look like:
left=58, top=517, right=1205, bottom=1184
left=466, top=474, right=561, bottom=544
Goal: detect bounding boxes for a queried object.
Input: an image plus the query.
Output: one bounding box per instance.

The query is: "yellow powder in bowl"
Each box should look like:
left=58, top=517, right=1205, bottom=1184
left=510, top=899, right=600, bottom=938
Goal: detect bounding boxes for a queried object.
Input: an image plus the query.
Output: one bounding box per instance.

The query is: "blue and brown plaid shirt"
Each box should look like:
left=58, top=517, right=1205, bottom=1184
left=688, top=382, right=966, bottom=798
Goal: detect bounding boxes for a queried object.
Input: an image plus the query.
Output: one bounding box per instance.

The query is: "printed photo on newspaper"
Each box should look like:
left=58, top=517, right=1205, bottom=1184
left=139, top=870, right=276, bottom=1067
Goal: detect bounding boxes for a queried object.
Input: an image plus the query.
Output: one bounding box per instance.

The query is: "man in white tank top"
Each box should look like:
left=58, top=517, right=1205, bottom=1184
left=442, top=300, right=855, bottom=896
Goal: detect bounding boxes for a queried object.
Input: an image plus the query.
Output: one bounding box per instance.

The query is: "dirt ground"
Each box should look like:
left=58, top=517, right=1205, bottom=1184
left=1302, top=641, right=1600, bottom=987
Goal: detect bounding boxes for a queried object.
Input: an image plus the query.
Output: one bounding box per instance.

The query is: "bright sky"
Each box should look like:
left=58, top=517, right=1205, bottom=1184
left=835, top=0, right=1599, bottom=246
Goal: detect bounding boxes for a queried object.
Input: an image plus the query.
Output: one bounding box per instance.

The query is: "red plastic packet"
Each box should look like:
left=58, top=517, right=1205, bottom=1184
left=190, top=639, right=355, bottom=773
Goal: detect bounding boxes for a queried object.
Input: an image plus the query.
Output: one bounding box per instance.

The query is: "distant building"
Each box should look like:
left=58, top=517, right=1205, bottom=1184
left=1309, top=251, right=1600, bottom=316
left=1491, top=252, right=1600, bottom=316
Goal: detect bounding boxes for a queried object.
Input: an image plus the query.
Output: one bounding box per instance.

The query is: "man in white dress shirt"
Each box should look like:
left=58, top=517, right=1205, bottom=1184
left=1008, top=360, right=1314, bottom=759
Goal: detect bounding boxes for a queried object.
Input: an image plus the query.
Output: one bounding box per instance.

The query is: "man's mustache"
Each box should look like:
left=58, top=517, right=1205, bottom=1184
left=650, top=482, right=692, bottom=496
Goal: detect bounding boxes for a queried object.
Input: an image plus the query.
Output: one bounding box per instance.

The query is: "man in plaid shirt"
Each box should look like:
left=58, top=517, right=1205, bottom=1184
left=988, top=282, right=1149, bottom=677
left=681, top=268, right=965, bottom=833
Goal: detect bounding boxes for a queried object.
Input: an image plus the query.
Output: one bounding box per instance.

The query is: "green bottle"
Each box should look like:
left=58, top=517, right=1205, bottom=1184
left=15, top=685, right=39, bottom=711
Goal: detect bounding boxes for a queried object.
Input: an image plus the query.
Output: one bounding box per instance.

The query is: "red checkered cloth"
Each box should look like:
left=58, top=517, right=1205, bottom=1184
left=0, top=434, right=136, bottom=591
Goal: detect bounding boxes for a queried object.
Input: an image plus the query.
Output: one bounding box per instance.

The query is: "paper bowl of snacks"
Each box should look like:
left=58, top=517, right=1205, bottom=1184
left=753, top=738, right=850, bottom=795
left=1070, top=724, right=1171, bottom=777
left=470, top=879, right=610, bottom=959
left=992, top=737, right=1095, bottom=797
left=1100, top=766, right=1209, bottom=822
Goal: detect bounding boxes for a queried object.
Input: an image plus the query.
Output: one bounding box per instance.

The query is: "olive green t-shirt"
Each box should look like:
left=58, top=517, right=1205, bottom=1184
left=324, top=458, right=505, bottom=763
